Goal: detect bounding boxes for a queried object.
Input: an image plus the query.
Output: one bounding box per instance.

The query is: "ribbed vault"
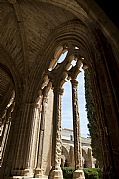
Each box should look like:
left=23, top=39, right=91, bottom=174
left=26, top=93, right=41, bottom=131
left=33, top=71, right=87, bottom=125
left=0, top=1, right=119, bottom=179
left=0, top=0, right=86, bottom=106
left=0, top=0, right=119, bottom=105
left=0, top=66, right=14, bottom=117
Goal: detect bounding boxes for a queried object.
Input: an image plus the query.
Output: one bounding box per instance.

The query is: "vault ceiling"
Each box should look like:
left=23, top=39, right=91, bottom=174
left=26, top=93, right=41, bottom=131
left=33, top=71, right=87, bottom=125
left=0, top=0, right=78, bottom=109
left=0, top=66, right=13, bottom=116
left=0, top=0, right=76, bottom=70
left=0, top=0, right=118, bottom=111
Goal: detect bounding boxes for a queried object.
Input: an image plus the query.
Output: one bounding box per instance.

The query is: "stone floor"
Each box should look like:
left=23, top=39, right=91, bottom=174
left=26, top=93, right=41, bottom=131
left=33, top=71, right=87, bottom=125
left=12, top=176, right=48, bottom=179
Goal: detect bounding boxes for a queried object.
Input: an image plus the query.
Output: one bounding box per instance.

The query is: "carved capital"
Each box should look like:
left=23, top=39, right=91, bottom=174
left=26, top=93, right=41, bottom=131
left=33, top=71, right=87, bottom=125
left=58, top=88, right=64, bottom=95
left=43, top=96, right=48, bottom=104
left=53, top=86, right=64, bottom=95
left=71, top=79, right=78, bottom=88
left=68, top=60, right=82, bottom=80
left=43, top=81, right=52, bottom=98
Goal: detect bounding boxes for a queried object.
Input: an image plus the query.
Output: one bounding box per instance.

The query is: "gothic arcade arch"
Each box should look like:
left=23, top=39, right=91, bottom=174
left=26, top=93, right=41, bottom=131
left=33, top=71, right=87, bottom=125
left=61, top=146, right=70, bottom=167
left=31, top=18, right=119, bottom=177
left=0, top=1, right=119, bottom=178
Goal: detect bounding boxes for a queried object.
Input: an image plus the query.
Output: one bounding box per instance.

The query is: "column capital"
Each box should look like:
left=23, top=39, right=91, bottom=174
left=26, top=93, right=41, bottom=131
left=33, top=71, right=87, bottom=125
left=43, top=81, right=52, bottom=97
left=43, top=96, right=48, bottom=104
left=68, top=60, right=82, bottom=80
left=71, top=79, right=78, bottom=87
left=53, top=86, right=64, bottom=95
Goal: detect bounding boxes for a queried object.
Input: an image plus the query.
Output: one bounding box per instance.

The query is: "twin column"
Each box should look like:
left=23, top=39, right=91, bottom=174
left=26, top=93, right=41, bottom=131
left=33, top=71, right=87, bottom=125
left=1, top=79, right=84, bottom=179
left=49, top=79, right=85, bottom=179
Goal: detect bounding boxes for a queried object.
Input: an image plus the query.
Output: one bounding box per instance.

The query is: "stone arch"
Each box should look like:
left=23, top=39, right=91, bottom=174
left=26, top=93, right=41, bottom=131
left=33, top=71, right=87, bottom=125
left=0, top=1, right=118, bottom=178
left=87, top=148, right=92, bottom=158
left=0, top=47, right=27, bottom=175
left=0, top=62, right=16, bottom=167
left=29, top=19, right=94, bottom=102
left=26, top=0, right=119, bottom=105
left=82, top=148, right=93, bottom=168
left=61, top=145, right=70, bottom=167
left=82, top=148, right=88, bottom=168
left=26, top=16, right=119, bottom=175
left=36, top=0, right=119, bottom=48
left=0, top=46, right=23, bottom=103
left=0, top=64, right=14, bottom=116
left=69, top=146, right=75, bottom=167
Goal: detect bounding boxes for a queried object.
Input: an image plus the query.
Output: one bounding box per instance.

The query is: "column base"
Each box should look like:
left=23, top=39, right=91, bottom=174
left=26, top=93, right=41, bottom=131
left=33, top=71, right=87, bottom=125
left=48, top=168, right=63, bottom=179
left=11, top=168, right=34, bottom=177
left=11, top=177, right=33, bottom=179
left=11, top=176, right=48, bottom=179
left=73, top=169, right=85, bottom=179
left=34, top=168, right=44, bottom=178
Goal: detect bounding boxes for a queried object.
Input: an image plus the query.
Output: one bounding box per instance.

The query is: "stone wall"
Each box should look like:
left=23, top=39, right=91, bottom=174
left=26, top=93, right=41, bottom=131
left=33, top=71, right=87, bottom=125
left=61, top=128, right=96, bottom=168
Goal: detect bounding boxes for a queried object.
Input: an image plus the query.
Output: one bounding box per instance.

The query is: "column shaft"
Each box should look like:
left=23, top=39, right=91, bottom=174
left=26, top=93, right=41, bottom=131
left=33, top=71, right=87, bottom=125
left=0, top=121, right=11, bottom=165
left=35, top=96, right=47, bottom=177
left=71, top=79, right=85, bottom=179
left=0, top=103, right=14, bottom=167
left=12, top=103, right=41, bottom=176
left=49, top=86, right=63, bottom=179
left=0, top=100, right=42, bottom=178
left=52, top=87, right=63, bottom=169
left=71, top=80, right=82, bottom=169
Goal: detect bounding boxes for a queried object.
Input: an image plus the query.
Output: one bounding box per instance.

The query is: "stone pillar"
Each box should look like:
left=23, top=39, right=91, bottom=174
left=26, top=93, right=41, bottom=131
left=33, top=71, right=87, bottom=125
left=0, top=103, right=14, bottom=166
left=48, top=85, right=63, bottom=179
left=35, top=94, right=48, bottom=178
left=0, top=98, right=42, bottom=178
left=0, top=121, right=10, bottom=164
left=71, top=79, right=85, bottom=179
left=11, top=102, right=42, bottom=177
left=0, top=120, right=11, bottom=166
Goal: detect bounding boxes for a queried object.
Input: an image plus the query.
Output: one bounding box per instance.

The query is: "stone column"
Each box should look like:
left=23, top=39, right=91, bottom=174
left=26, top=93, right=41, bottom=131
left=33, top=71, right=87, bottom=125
left=49, top=85, right=63, bottom=179
left=35, top=94, right=48, bottom=178
left=11, top=102, right=42, bottom=177
left=0, top=120, right=11, bottom=166
left=0, top=103, right=14, bottom=166
left=0, top=98, right=42, bottom=178
left=71, top=79, right=85, bottom=179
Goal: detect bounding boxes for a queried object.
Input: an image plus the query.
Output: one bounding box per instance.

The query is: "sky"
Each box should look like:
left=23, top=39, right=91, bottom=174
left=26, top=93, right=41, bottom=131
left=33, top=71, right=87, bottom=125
left=61, top=69, right=89, bottom=138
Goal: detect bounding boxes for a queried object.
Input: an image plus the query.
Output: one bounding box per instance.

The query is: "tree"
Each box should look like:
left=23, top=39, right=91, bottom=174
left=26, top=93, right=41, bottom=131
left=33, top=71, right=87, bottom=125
left=84, top=69, right=103, bottom=168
